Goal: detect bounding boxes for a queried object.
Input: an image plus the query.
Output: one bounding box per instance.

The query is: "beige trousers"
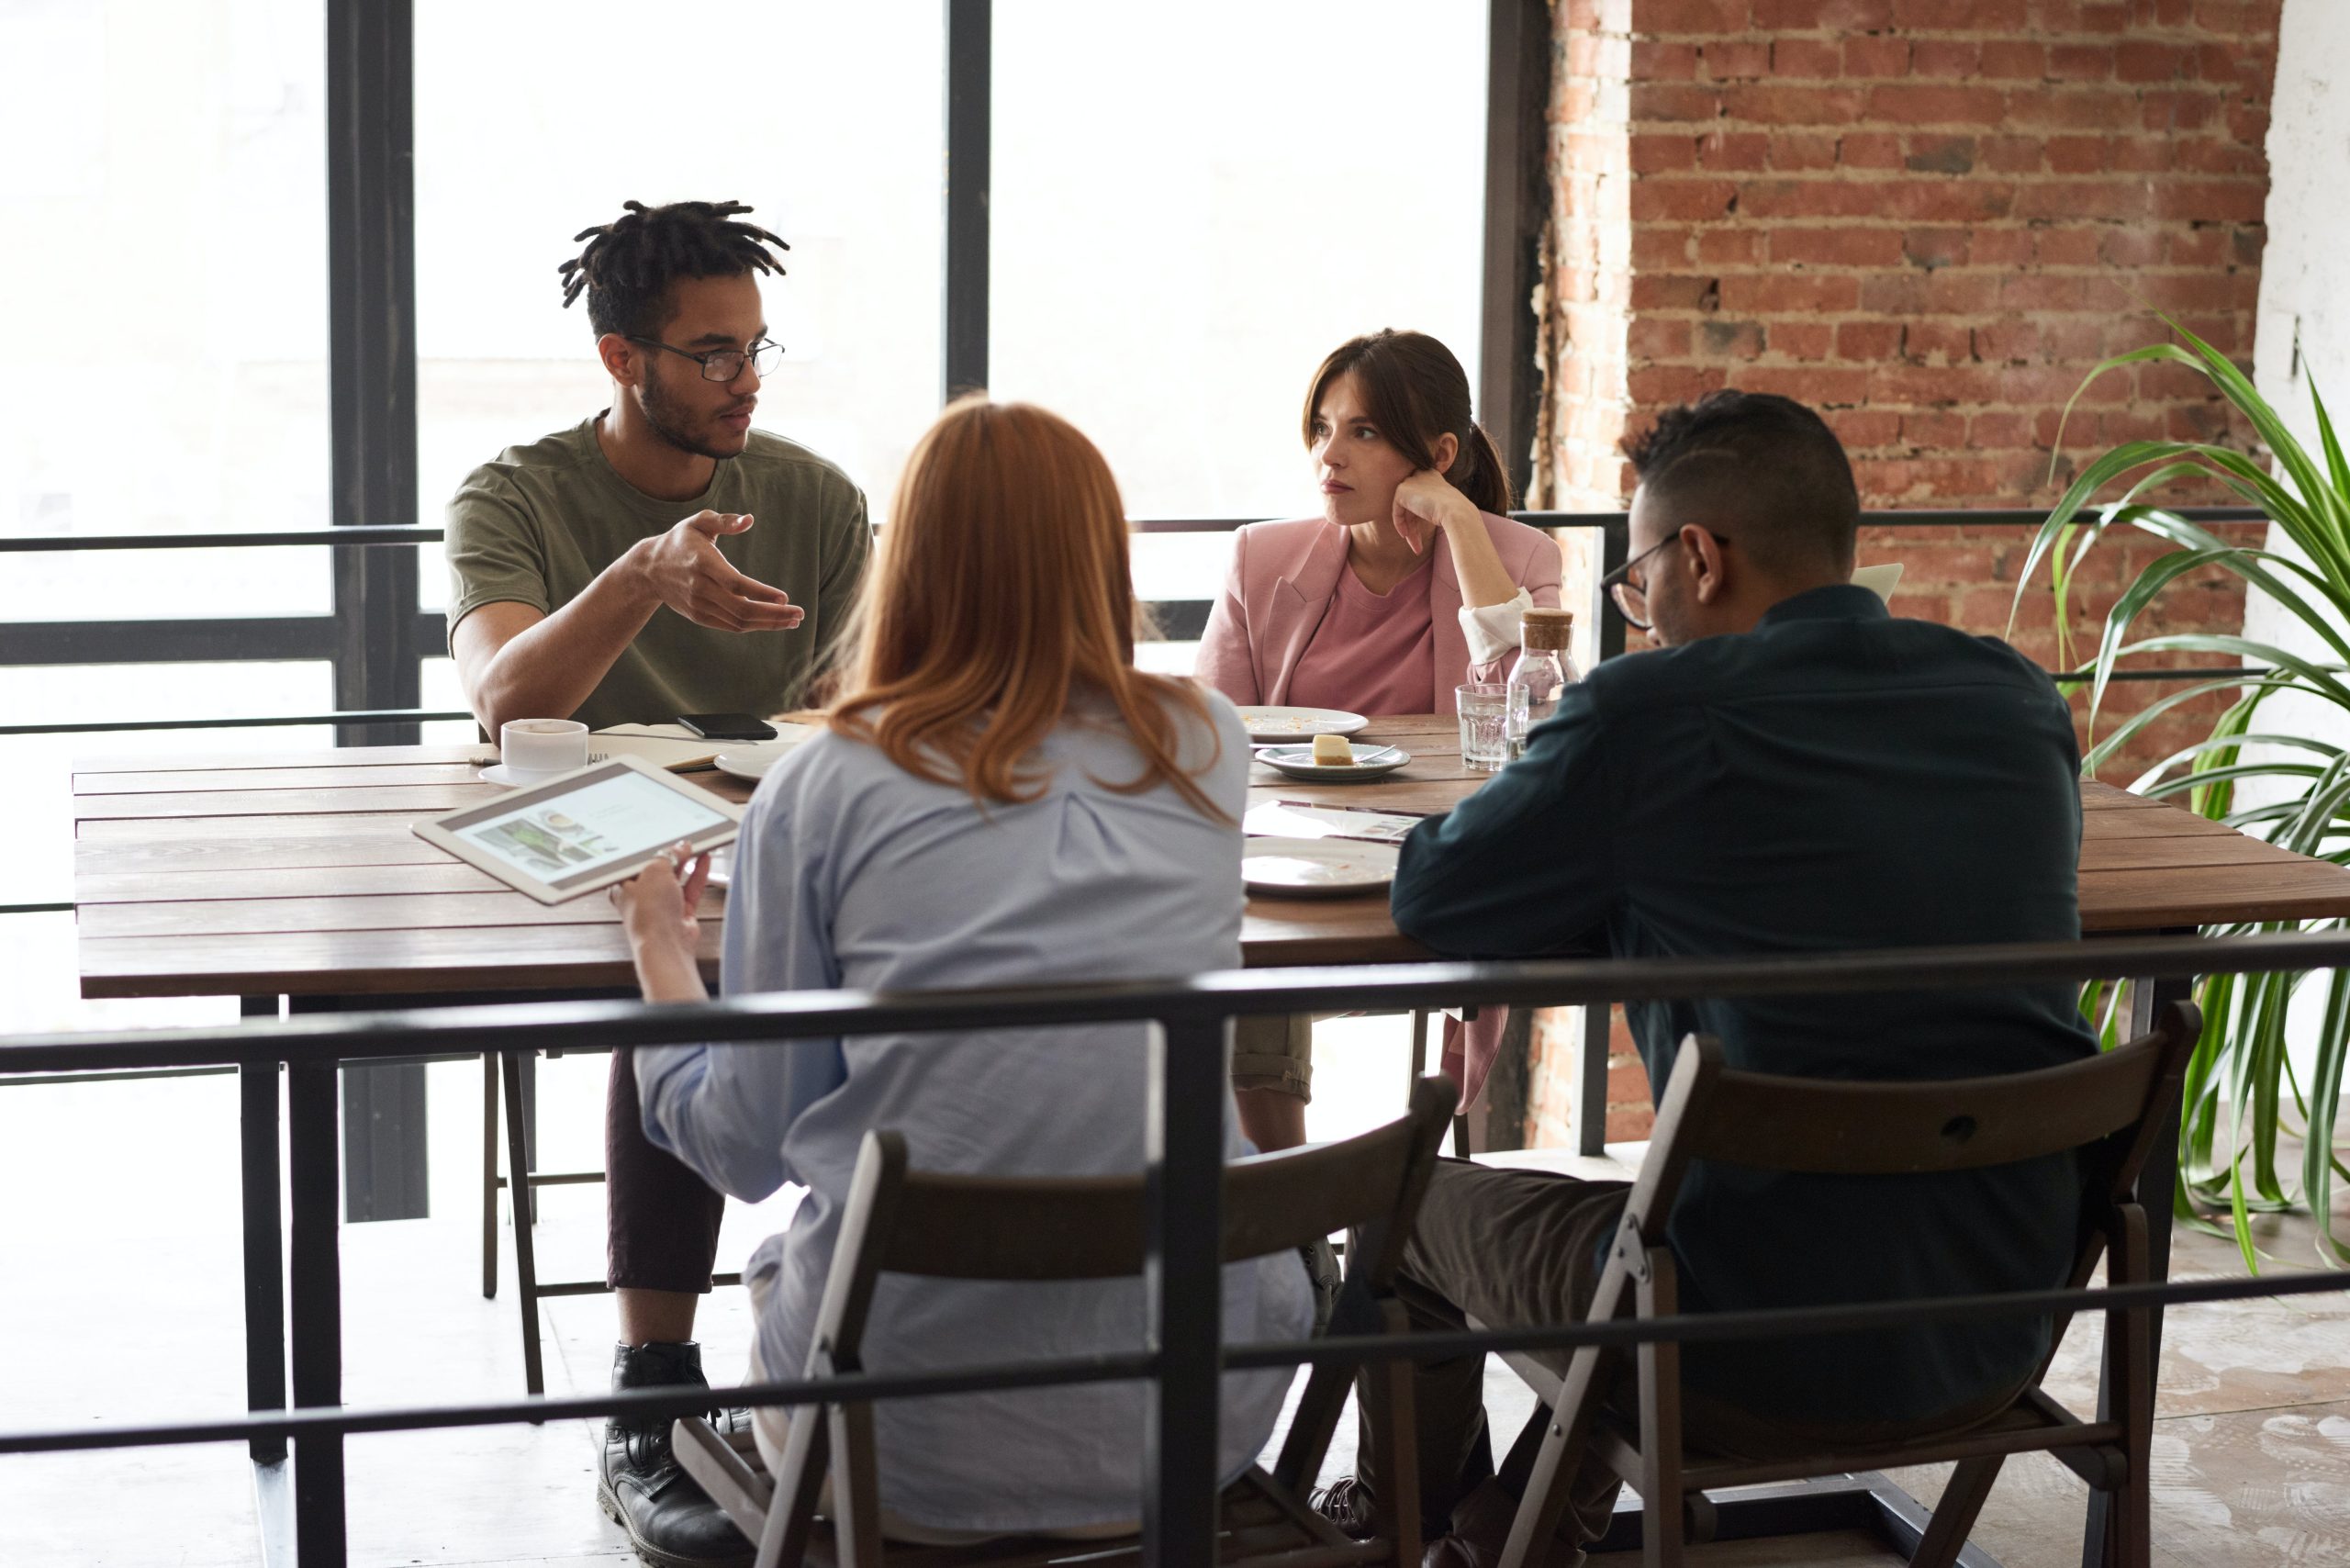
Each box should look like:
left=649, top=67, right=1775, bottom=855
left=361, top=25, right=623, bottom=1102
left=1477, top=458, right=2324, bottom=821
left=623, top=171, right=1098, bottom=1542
left=1230, top=1012, right=1320, bottom=1100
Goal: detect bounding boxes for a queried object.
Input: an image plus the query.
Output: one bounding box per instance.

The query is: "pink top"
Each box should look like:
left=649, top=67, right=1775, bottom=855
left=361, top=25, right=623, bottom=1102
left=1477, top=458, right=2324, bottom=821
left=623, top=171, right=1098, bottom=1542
left=1284, top=554, right=1438, bottom=714
left=1195, top=513, right=1564, bottom=716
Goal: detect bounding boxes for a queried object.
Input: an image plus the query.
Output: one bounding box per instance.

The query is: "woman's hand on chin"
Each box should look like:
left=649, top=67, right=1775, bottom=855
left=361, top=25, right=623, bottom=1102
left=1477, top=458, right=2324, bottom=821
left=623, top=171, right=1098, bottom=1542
left=612, top=843, right=713, bottom=1002
left=1391, top=470, right=1473, bottom=554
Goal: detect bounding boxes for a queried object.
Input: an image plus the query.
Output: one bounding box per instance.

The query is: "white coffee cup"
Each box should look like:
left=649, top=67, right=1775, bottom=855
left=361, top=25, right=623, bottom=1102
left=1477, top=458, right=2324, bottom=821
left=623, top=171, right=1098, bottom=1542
left=499, top=718, right=590, bottom=778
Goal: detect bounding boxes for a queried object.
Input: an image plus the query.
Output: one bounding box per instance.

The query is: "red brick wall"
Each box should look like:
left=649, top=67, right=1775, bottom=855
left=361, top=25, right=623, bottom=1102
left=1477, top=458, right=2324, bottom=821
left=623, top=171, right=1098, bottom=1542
left=1524, top=0, right=2284, bottom=1149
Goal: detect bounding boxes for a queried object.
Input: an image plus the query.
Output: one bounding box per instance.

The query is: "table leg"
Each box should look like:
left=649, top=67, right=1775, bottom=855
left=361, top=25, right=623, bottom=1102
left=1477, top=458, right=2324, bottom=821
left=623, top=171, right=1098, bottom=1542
left=341, top=1059, right=431, bottom=1222
left=285, top=997, right=429, bottom=1224
left=239, top=998, right=285, bottom=1467
left=1570, top=1003, right=1611, bottom=1158
left=288, top=1055, right=347, bottom=1567
left=2078, top=967, right=2192, bottom=1568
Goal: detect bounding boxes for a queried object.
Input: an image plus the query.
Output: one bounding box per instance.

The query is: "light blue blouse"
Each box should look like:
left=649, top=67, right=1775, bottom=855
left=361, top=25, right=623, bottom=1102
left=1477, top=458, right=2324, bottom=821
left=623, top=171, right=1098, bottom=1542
left=636, top=690, right=1311, bottom=1533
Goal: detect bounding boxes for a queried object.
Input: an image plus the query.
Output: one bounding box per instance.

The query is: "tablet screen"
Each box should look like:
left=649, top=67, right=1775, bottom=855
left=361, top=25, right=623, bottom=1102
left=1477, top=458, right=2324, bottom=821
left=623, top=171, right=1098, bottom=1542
left=450, top=768, right=734, bottom=892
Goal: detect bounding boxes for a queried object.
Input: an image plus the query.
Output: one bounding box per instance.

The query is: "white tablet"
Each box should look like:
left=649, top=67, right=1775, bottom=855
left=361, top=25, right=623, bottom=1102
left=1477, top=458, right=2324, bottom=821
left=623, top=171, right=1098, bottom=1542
left=415, top=755, right=744, bottom=905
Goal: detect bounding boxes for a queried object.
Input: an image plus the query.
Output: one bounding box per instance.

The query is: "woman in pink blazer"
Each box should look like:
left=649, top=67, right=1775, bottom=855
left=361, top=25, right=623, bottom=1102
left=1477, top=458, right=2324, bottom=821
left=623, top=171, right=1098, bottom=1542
left=1197, top=330, right=1563, bottom=1150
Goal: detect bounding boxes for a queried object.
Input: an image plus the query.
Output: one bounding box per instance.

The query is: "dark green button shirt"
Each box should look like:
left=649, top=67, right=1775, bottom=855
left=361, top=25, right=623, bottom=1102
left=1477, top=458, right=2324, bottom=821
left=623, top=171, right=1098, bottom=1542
left=1392, top=584, right=2097, bottom=1425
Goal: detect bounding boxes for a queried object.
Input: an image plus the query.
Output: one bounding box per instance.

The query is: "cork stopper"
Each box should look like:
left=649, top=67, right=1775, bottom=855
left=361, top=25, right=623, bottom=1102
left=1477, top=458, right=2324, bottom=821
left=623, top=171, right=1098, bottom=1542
left=1521, top=606, right=1574, bottom=651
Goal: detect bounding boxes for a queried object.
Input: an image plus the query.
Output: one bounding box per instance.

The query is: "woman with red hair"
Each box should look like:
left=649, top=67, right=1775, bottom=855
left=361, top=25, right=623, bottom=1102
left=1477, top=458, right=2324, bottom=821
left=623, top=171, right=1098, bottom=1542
left=615, top=398, right=1309, bottom=1542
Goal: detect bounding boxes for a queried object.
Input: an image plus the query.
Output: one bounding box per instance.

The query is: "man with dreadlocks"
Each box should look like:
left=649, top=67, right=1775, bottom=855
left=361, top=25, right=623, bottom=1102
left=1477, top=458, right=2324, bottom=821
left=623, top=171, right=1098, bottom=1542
left=445, top=198, right=870, bottom=1568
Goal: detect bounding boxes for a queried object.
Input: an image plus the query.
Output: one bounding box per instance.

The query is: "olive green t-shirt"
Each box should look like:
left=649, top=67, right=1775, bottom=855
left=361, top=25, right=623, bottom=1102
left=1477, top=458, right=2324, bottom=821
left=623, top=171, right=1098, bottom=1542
left=445, top=416, right=871, bottom=730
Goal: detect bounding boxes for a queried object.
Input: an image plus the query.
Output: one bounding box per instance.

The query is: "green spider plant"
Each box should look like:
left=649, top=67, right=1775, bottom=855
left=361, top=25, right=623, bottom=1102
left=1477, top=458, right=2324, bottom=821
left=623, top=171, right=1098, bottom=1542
left=2013, top=315, right=2350, bottom=1271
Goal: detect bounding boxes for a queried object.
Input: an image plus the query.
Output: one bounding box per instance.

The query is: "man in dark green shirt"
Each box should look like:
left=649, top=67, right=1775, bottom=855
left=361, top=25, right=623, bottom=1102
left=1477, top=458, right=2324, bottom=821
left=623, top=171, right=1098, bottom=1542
left=445, top=200, right=869, bottom=1568
left=1325, top=392, right=2098, bottom=1562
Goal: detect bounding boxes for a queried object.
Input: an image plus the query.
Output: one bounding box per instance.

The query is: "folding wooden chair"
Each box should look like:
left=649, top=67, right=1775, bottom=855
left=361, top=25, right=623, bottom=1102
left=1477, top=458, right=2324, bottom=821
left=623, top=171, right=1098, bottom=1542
left=671, top=1074, right=1460, bottom=1568
left=1485, top=1001, right=2200, bottom=1568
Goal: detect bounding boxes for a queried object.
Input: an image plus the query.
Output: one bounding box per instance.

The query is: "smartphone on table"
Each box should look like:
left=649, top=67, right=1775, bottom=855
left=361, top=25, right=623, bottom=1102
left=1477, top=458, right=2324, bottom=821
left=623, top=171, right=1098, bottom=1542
left=677, top=713, right=778, bottom=742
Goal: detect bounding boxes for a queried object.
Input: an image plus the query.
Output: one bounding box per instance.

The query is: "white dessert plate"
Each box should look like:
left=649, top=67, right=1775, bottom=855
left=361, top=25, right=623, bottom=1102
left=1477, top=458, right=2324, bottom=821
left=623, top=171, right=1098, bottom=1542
left=1235, top=706, right=1370, bottom=744
left=713, top=748, right=790, bottom=783
left=1255, top=743, right=1411, bottom=782
left=1241, top=836, right=1398, bottom=899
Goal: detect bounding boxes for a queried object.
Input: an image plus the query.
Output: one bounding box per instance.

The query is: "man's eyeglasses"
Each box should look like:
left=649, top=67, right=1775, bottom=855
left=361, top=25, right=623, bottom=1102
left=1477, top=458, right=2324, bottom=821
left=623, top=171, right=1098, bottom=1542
left=625, top=335, right=785, bottom=383
left=1600, top=531, right=1730, bottom=633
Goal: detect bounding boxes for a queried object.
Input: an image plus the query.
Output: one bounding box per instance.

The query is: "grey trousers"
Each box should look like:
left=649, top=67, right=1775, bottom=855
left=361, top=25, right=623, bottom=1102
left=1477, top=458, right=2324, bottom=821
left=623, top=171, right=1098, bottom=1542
left=1364, top=1159, right=2034, bottom=1546
left=1357, top=1158, right=1634, bottom=1542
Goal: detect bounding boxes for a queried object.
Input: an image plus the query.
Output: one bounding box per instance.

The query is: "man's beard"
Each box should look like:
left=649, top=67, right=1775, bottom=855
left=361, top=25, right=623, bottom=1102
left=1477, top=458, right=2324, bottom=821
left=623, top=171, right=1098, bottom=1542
left=636, top=375, right=741, bottom=462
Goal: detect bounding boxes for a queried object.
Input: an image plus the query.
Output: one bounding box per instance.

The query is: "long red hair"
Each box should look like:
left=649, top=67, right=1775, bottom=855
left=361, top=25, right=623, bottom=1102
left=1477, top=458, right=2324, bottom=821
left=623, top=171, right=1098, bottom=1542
left=828, top=398, right=1226, bottom=817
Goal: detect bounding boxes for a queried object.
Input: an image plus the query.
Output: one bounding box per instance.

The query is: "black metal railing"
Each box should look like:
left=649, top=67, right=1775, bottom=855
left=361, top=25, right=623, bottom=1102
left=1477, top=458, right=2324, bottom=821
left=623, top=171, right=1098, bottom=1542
left=2, top=503, right=2274, bottom=718
left=3, top=930, right=2348, bottom=1568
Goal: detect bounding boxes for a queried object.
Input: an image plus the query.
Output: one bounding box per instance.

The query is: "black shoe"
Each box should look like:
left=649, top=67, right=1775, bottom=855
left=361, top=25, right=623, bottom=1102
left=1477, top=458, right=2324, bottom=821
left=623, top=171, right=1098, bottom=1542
left=599, top=1341, right=756, bottom=1568
left=1424, top=1478, right=1578, bottom=1568
left=1312, top=1475, right=1381, bottom=1540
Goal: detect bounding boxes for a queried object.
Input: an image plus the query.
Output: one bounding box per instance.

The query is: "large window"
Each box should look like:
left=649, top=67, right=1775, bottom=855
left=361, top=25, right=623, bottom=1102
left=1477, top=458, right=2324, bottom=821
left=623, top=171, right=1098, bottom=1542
left=991, top=0, right=1488, bottom=521
left=0, top=0, right=329, bottom=622
left=990, top=1, right=1488, bottom=669
left=0, top=0, right=333, bottom=1025
left=2, top=1, right=1516, bottom=1008
left=412, top=1, right=946, bottom=611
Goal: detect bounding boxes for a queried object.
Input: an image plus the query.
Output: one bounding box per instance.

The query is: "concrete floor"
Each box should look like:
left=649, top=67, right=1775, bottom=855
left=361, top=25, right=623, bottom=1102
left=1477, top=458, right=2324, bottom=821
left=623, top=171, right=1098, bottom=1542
left=3, top=1025, right=2344, bottom=1566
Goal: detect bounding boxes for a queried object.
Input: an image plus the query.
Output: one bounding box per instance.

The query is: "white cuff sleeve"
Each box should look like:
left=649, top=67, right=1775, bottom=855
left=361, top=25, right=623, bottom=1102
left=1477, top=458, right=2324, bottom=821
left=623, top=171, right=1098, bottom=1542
left=1460, top=588, right=1533, bottom=667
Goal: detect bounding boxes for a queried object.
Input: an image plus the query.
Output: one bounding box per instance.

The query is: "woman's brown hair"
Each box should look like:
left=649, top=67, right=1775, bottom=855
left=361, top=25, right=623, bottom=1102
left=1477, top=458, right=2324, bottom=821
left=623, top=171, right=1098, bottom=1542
left=828, top=398, right=1226, bottom=817
left=1301, top=330, right=1513, bottom=514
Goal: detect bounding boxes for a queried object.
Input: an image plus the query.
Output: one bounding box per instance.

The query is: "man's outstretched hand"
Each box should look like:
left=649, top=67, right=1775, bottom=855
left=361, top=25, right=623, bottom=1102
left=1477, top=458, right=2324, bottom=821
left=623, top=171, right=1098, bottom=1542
left=634, top=511, right=805, bottom=633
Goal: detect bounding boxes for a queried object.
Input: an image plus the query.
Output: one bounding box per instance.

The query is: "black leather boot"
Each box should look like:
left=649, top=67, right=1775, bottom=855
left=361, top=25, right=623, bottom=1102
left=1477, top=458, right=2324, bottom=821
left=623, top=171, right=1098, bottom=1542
left=599, top=1341, right=756, bottom=1568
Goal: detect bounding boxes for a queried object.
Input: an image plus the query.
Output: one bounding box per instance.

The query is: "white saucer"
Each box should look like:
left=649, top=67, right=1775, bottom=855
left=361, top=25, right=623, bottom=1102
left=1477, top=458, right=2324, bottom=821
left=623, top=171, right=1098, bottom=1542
left=713, top=749, right=787, bottom=783
left=1241, top=836, right=1398, bottom=898
left=1234, top=706, right=1371, bottom=745
left=1256, top=743, right=1411, bottom=782
left=476, top=762, right=576, bottom=788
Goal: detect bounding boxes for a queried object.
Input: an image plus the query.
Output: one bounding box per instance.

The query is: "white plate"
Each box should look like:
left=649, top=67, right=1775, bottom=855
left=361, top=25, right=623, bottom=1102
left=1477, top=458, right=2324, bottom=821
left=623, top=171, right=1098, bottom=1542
left=1256, top=743, right=1411, bottom=782
left=1242, top=836, right=1398, bottom=899
left=1235, top=706, right=1370, bottom=744
left=713, top=748, right=789, bottom=783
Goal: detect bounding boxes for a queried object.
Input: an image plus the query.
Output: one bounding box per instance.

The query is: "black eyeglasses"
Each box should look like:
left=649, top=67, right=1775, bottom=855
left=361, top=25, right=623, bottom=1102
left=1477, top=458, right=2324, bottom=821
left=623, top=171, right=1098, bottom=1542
left=625, top=335, right=785, bottom=383
left=1600, top=531, right=1729, bottom=633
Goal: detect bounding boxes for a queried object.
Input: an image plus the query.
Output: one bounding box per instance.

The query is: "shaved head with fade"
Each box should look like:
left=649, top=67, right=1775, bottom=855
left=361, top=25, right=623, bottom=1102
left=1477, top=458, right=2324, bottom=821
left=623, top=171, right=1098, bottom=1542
left=1623, top=390, right=1861, bottom=578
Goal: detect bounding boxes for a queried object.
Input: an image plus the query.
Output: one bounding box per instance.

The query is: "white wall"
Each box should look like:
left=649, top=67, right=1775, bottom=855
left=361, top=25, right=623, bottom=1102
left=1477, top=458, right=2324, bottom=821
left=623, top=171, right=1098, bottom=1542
left=2244, top=0, right=2350, bottom=770
left=2243, top=0, right=2350, bottom=1081
left=2252, top=2, right=2350, bottom=446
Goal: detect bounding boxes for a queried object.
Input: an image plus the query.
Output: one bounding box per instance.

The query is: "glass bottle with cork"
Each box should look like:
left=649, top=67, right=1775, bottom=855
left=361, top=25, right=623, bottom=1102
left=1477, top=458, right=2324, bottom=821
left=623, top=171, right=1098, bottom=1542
left=1505, top=606, right=1577, bottom=760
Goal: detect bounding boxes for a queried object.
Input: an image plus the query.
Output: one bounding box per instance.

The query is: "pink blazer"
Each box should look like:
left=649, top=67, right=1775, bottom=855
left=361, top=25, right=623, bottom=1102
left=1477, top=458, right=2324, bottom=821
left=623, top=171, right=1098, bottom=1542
left=1195, top=513, right=1565, bottom=715
left=1195, top=512, right=1563, bottom=1112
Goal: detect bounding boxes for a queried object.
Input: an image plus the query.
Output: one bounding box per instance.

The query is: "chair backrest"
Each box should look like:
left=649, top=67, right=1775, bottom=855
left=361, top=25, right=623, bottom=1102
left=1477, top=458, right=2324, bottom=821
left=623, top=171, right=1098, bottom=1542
left=773, top=1076, right=1459, bottom=1567
left=1626, top=1000, right=2202, bottom=1251
left=853, top=1071, right=1459, bottom=1285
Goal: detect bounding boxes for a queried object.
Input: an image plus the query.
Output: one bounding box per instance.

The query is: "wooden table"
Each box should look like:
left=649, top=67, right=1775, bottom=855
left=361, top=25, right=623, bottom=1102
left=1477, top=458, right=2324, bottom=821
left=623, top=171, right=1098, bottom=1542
left=71, top=715, right=2350, bottom=998
left=66, top=720, right=2350, bottom=1568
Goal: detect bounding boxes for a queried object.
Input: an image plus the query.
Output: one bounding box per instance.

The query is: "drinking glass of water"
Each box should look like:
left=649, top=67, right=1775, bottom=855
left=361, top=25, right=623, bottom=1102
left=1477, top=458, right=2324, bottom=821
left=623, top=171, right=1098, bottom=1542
left=1457, top=682, right=1510, bottom=773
